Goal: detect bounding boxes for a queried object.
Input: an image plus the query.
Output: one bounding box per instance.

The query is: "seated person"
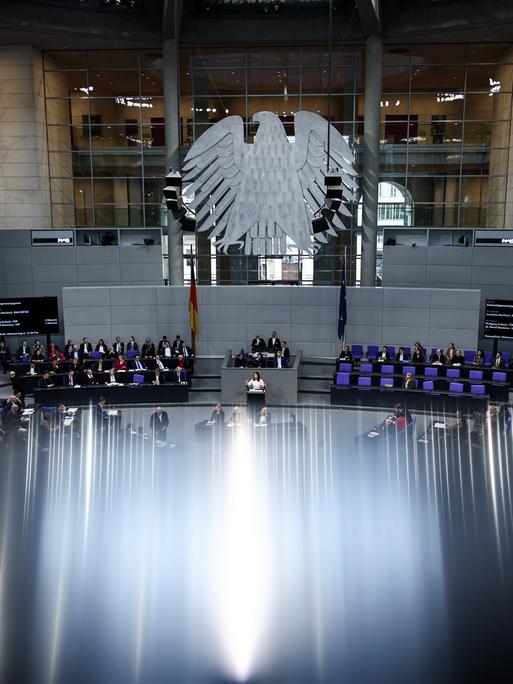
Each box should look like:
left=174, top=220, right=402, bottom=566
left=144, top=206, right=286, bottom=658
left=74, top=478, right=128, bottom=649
left=246, top=371, right=266, bottom=391
left=176, top=354, right=186, bottom=370
left=234, top=351, right=247, bottom=368
left=126, top=336, right=138, bottom=352
left=64, top=339, right=74, bottom=359
left=113, top=355, right=128, bottom=371
left=411, top=347, right=425, bottom=363
left=82, top=368, right=96, bottom=385
left=79, top=338, right=93, bottom=360
left=281, top=341, right=290, bottom=360
left=273, top=350, right=288, bottom=368
left=492, top=351, right=505, bottom=369
left=251, top=333, right=266, bottom=353
left=395, top=347, right=410, bottom=362
left=253, top=353, right=265, bottom=369
left=228, top=406, right=241, bottom=426
left=446, top=343, right=456, bottom=363
left=70, top=357, right=82, bottom=373
left=142, top=338, right=155, bottom=358
left=257, top=406, right=271, bottom=426
left=0, top=340, right=11, bottom=371
left=158, top=336, right=170, bottom=354
left=152, top=367, right=164, bottom=385
left=106, top=368, right=118, bottom=385
left=155, top=356, right=166, bottom=372
left=95, top=358, right=104, bottom=373
left=172, top=366, right=188, bottom=384
left=450, top=349, right=464, bottom=365
left=68, top=344, right=81, bottom=362
left=112, top=336, right=124, bottom=356
left=178, top=341, right=193, bottom=365
left=33, top=339, right=45, bottom=356
left=430, top=348, right=446, bottom=365
left=377, top=345, right=390, bottom=362
left=161, top=341, right=173, bottom=359
left=32, top=347, right=45, bottom=363
left=95, top=338, right=108, bottom=354
left=131, top=355, right=147, bottom=371
left=171, top=334, right=182, bottom=352
left=38, top=372, right=54, bottom=389
left=473, top=349, right=485, bottom=365
left=105, top=346, right=116, bottom=360
left=65, top=369, right=77, bottom=387
left=49, top=359, right=60, bottom=374
left=338, top=345, right=352, bottom=362
left=17, top=340, right=31, bottom=360
left=385, top=403, right=413, bottom=433
left=267, top=331, right=281, bottom=352
left=402, top=371, right=415, bottom=389
left=27, top=362, right=38, bottom=376
left=208, top=403, right=225, bottom=425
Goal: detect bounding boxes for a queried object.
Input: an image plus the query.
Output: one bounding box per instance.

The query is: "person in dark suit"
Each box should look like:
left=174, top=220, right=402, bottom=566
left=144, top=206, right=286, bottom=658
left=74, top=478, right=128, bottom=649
left=273, top=350, right=288, bottom=368
left=126, top=336, right=138, bottom=352
left=430, top=348, right=446, bottom=365
left=81, top=368, right=96, bottom=385
left=402, top=371, right=416, bottom=389
left=131, top=355, right=146, bottom=371
left=95, top=339, right=108, bottom=354
left=395, top=347, right=410, bottom=362
left=65, top=370, right=77, bottom=387
left=411, top=348, right=425, bottom=363
left=105, top=346, right=116, bottom=360
left=178, top=341, right=193, bottom=366
left=209, top=403, right=225, bottom=425
left=172, top=366, right=188, bottom=384
left=113, top=336, right=124, bottom=356
left=450, top=350, right=464, bottom=365
left=150, top=407, right=169, bottom=442
left=0, top=339, right=11, bottom=372
left=79, top=338, right=93, bottom=360
left=158, top=336, right=170, bottom=354
left=493, top=352, right=505, bottom=369
left=338, top=345, right=352, bottom=361
left=94, top=397, right=108, bottom=430
left=377, top=345, right=390, bottom=362
left=142, top=338, right=155, bottom=358
left=251, top=334, right=266, bottom=353
left=281, top=341, right=290, bottom=361
left=64, top=339, right=74, bottom=359
left=234, top=352, right=247, bottom=368
left=172, top=335, right=182, bottom=353
left=17, top=340, right=30, bottom=360
left=267, top=331, right=281, bottom=352
left=38, top=372, right=55, bottom=389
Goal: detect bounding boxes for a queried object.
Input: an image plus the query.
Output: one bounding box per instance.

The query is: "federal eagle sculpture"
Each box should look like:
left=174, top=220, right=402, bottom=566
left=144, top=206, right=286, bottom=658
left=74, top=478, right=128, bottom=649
left=182, top=111, right=357, bottom=256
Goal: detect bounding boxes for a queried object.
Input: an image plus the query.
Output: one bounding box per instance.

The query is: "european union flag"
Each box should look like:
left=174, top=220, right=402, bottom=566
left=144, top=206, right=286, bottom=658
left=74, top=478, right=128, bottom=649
left=338, top=267, right=347, bottom=341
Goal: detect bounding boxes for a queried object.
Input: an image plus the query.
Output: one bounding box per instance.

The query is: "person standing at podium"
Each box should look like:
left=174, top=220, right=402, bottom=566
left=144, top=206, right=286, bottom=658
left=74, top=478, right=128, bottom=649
left=246, top=372, right=266, bottom=391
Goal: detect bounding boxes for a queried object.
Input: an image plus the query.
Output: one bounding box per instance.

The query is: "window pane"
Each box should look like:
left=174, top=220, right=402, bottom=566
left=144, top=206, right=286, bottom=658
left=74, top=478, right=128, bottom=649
left=382, top=65, right=410, bottom=92
left=91, top=152, right=142, bottom=176
left=89, top=71, right=140, bottom=96
left=88, top=50, right=140, bottom=69
left=410, top=65, right=465, bottom=92
left=44, top=51, right=87, bottom=69
left=140, top=69, right=163, bottom=95
left=45, top=71, right=89, bottom=98
left=194, top=68, right=246, bottom=95
left=247, top=68, right=300, bottom=95
left=468, top=44, right=513, bottom=63
left=410, top=45, right=466, bottom=64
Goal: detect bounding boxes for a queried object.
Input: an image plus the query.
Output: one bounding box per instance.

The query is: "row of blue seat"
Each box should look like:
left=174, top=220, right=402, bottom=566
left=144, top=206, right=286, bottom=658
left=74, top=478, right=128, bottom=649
left=336, top=373, right=487, bottom=395
left=337, top=363, right=508, bottom=383
left=346, top=345, right=510, bottom=366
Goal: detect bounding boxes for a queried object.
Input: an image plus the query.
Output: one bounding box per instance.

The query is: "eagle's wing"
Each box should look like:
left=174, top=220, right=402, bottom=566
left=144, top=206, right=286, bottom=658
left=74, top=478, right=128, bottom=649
left=182, top=116, right=248, bottom=234
left=294, top=111, right=357, bottom=236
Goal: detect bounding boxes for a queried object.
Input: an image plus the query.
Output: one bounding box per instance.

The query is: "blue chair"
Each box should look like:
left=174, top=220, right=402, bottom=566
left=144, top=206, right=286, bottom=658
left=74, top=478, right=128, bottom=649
left=90, top=351, right=102, bottom=359
left=464, top=349, right=476, bottom=365
left=351, top=344, right=363, bottom=360
left=380, top=377, right=394, bottom=388
left=447, top=368, right=460, bottom=378
left=403, top=365, right=416, bottom=375
left=126, top=350, right=138, bottom=359
left=21, top=354, right=30, bottom=362
left=336, top=372, right=350, bottom=386
left=387, top=346, right=395, bottom=357
left=484, top=351, right=493, bottom=366
left=133, top=373, right=145, bottom=384
left=358, top=376, right=372, bottom=388
left=425, top=367, right=438, bottom=377
left=404, top=346, right=411, bottom=355
left=492, top=371, right=507, bottom=383
left=449, top=382, right=464, bottom=393
left=469, top=369, right=483, bottom=380
left=360, top=363, right=373, bottom=374
left=430, top=347, right=437, bottom=359
left=503, top=352, right=511, bottom=366
left=471, top=384, right=486, bottom=395
left=367, top=345, right=379, bottom=360
left=381, top=364, right=394, bottom=374
left=339, top=362, right=352, bottom=373
left=423, top=380, right=434, bottom=391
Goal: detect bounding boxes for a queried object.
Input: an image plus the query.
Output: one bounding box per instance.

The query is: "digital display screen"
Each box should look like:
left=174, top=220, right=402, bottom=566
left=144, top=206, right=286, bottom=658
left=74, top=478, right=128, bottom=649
left=484, top=299, right=513, bottom=339
left=0, top=297, right=59, bottom=336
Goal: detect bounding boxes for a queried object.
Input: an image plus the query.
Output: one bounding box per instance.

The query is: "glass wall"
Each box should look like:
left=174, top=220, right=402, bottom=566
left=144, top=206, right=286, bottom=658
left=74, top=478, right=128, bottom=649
left=43, top=49, right=165, bottom=230
left=44, top=43, right=513, bottom=284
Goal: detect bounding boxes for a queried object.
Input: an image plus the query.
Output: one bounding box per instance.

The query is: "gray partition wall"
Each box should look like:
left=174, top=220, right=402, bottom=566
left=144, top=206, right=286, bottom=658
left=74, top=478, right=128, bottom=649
left=63, top=285, right=481, bottom=357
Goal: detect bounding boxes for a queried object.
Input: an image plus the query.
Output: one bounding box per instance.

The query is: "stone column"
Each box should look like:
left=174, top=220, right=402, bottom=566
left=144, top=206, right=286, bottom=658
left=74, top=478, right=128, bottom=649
left=360, top=34, right=383, bottom=286
left=163, top=37, right=183, bottom=285
left=0, top=45, right=52, bottom=230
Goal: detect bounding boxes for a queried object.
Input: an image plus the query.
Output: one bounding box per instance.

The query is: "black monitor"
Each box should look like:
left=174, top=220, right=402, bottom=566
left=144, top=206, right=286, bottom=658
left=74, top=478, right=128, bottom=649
left=483, top=299, right=513, bottom=340
left=0, top=297, right=59, bottom=336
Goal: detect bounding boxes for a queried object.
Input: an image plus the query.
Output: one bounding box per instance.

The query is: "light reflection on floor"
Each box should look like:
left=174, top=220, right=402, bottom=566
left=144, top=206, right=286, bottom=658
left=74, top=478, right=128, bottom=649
left=1, top=404, right=512, bottom=683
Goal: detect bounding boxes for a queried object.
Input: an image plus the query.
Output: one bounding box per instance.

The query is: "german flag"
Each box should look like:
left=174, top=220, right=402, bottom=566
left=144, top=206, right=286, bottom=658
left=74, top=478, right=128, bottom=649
left=189, top=260, right=199, bottom=336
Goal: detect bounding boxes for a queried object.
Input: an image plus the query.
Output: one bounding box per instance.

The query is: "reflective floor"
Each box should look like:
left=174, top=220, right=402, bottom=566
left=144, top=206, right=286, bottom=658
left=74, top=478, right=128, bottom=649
left=1, top=404, right=512, bottom=683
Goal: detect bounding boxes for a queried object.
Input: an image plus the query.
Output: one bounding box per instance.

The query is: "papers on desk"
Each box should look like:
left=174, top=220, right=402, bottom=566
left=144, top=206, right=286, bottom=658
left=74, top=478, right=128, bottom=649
left=367, top=431, right=380, bottom=438
left=74, top=384, right=81, bottom=388
left=206, top=420, right=214, bottom=425
left=68, top=408, right=79, bottom=415
left=248, top=389, right=265, bottom=393
left=22, top=408, right=35, bottom=416
left=434, top=422, right=447, bottom=429
left=106, top=409, right=119, bottom=417
left=63, top=417, right=74, bottom=427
